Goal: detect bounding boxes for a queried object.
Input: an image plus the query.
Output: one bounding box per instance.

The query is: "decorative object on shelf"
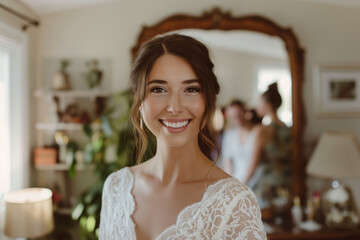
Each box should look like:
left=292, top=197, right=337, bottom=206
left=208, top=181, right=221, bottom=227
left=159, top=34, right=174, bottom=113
left=291, top=196, right=303, bottom=229
left=4, top=188, right=54, bottom=238
left=306, top=131, right=360, bottom=229
left=52, top=59, right=71, bottom=90
left=83, top=59, right=103, bottom=89
left=298, top=199, right=322, bottom=232
left=94, top=96, right=107, bottom=117
left=61, top=103, right=80, bottom=123
left=34, top=147, right=57, bottom=166
left=80, top=111, right=91, bottom=124
left=312, top=192, right=324, bottom=223
left=317, top=67, right=360, bottom=117
left=54, top=131, right=69, bottom=163
left=49, top=95, right=60, bottom=123
left=272, top=187, right=291, bottom=227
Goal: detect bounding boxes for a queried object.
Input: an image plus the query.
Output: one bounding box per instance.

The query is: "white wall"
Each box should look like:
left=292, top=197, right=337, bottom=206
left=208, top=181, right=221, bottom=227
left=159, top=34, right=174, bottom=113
left=210, top=47, right=287, bottom=106
left=35, top=0, right=360, bottom=203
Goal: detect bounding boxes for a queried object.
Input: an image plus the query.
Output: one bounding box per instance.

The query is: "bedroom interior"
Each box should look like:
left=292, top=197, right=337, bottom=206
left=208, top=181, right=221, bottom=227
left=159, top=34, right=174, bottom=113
left=1, top=0, right=360, bottom=239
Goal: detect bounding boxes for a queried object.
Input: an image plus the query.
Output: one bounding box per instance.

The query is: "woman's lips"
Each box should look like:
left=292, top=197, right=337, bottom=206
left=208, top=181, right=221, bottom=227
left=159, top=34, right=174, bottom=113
left=159, top=119, right=192, bottom=133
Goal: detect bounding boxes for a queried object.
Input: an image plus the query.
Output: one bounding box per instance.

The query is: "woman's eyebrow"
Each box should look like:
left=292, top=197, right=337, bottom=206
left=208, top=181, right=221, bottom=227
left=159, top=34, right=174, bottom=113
left=147, top=79, right=167, bottom=85
left=182, top=79, right=200, bottom=84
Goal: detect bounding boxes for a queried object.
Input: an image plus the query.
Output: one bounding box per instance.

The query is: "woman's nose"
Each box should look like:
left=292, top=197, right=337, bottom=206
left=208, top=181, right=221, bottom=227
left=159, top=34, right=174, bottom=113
left=167, top=93, right=183, bottom=113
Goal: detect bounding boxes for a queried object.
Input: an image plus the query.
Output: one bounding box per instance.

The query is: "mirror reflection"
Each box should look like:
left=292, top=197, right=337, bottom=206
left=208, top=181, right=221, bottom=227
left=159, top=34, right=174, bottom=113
left=175, top=29, right=293, bottom=209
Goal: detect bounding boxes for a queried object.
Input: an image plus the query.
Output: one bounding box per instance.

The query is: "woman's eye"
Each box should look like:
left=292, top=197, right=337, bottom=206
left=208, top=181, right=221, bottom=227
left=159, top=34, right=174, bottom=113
left=185, top=87, right=200, bottom=93
left=150, top=87, right=166, bottom=93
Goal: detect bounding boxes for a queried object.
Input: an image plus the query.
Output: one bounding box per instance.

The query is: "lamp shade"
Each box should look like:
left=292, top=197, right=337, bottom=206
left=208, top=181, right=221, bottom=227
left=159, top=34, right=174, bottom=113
left=4, top=188, right=54, bottom=238
left=306, top=132, right=360, bottom=179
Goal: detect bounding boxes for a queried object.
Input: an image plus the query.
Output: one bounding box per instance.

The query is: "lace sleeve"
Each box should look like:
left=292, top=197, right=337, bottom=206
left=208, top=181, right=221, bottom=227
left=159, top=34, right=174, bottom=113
left=225, top=184, right=267, bottom=240
left=99, top=173, right=112, bottom=240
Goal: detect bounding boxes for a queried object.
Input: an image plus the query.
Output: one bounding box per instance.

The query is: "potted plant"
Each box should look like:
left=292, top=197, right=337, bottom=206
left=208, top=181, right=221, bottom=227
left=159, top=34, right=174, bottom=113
left=70, top=89, right=156, bottom=240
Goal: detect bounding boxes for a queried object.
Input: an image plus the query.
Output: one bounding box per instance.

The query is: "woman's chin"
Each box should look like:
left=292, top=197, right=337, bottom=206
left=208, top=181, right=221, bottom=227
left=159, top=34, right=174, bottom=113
left=158, top=135, right=197, bottom=149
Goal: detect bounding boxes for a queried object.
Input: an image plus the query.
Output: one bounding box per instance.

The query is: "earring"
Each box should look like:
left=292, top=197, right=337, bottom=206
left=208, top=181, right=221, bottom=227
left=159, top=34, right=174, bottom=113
left=139, top=109, right=143, bottom=130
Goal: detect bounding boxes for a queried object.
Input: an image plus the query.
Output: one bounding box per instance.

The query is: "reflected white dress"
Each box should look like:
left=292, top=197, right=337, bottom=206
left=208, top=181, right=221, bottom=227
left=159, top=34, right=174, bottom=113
left=221, top=128, right=256, bottom=182
left=99, top=167, right=266, bottom=240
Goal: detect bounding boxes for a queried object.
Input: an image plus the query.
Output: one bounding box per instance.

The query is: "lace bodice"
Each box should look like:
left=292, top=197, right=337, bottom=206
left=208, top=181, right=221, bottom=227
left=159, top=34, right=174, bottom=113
left=100, top=167, right=266, bottom=240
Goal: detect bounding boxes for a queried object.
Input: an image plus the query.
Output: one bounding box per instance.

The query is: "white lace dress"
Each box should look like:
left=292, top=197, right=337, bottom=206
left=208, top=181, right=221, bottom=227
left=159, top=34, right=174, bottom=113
left=100, top=167, right=267, bottom=240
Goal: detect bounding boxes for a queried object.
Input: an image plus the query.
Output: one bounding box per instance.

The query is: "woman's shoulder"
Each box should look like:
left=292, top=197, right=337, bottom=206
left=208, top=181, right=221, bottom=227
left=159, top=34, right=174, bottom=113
left=103, top=167, right=133, bottom=194
left=105, top=167, right=131, bottom=182
left=208, top=177, right=257, bottom=203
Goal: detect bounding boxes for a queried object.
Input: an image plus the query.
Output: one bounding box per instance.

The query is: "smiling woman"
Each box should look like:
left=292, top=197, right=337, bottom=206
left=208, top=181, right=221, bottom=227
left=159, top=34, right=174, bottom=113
left=141, top=54, right=205, bottom=147
left=99, top=34, right=266, bottom=240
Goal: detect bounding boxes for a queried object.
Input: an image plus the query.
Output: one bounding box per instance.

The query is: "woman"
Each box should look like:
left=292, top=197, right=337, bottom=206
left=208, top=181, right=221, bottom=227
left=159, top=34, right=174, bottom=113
left=100, top=34, right=266, bottom=240
left=247, top=82, right=292, bottom=209
left=221, top=100, right=265, bottom=184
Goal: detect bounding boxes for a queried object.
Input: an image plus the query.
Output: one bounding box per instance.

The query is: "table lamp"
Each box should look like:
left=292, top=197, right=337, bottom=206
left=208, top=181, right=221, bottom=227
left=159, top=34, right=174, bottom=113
left=4, top=188, right=54, bottom=239
left=306, top=132, right=360, bottom=228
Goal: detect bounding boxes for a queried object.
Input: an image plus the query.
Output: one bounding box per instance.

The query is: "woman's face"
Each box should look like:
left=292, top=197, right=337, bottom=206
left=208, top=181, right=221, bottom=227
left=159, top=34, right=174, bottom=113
left=141, top=54, right=205, bottom=147
left=226, top=105, right=246, bottom=127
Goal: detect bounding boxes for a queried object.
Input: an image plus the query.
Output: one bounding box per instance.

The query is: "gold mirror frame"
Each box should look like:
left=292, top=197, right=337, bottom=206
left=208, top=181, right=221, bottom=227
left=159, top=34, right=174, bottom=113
left=131, top=8, right=306, bottom=199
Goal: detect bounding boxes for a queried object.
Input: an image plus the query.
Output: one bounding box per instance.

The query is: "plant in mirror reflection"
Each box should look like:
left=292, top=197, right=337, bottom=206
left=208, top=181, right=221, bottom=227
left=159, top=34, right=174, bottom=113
left=70, top=89, right=156, bottom=240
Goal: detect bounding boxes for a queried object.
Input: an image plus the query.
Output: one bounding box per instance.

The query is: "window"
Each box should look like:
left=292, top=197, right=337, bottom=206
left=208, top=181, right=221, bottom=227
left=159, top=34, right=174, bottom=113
left=0, top=22, right=29, bottom=198
left=0, top=46, right=11, bottom=198
left=256, top=66, right=292, bottom=126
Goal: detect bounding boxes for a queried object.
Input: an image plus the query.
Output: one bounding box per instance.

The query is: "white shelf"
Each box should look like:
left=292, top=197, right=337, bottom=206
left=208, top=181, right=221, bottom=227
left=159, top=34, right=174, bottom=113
left=34, top=89, right=109, bottom=98
left=35, top=122, right=101, bottom=131
left=36, top=122, right=83, bottom=131
left=35, top=163, right=95, bottom=171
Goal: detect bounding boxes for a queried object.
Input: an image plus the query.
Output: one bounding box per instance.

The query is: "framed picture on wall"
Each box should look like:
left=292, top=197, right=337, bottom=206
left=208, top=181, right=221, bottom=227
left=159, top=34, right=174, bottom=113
left=317, top=66, right=360, bottom=117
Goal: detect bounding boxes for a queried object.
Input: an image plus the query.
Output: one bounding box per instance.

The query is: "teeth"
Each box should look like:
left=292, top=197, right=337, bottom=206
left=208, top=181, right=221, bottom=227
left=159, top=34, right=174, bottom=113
left=162, top=120, right=189, bottom=128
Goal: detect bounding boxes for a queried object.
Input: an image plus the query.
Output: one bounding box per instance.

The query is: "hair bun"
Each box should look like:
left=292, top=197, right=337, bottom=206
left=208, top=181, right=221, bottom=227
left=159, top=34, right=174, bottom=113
left=262, top=82, right=282, bottom=110
left=268, top=82, right=278, bottom=92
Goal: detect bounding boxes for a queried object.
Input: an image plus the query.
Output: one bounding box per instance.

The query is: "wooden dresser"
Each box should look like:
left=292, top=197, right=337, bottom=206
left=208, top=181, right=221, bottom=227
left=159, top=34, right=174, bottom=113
left=267, top=224, right=360, bottom=240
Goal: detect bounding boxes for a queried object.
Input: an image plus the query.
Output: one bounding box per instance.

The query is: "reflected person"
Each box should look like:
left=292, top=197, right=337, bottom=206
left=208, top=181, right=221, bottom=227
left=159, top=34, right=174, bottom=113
left=221, top=100, right=265, bottom=185
left=247, top=82, right=292, bottom=209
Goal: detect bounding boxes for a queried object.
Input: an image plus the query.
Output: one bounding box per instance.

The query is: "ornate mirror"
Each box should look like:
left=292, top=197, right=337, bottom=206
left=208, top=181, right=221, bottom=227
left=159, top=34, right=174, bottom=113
left=131, top=8, right=306, bottom=201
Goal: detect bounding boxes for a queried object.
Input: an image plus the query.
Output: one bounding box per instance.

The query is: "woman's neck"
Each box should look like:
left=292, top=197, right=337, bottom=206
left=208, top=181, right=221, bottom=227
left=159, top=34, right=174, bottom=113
left=268, top=111, right=283, bottom=125
left=147, top=139, right=210, bottom=184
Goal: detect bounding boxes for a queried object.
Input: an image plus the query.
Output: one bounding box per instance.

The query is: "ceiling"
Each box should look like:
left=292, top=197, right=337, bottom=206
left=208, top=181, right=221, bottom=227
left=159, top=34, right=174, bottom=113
left=18, top=0, right=117, bottom=14
left=18, top=0, right=360, bottom=14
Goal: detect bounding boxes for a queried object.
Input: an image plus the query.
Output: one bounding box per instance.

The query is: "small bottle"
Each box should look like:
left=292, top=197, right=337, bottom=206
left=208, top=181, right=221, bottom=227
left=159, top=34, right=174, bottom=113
left=292, top=196, right=303, bottom=228
left=313, top=192, right=325, bottom=224
left=305, top=199, right=314, bottom=221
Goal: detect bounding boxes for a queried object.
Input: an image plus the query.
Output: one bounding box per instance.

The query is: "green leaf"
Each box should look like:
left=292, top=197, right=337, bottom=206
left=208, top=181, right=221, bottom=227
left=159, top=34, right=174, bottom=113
left=68, top=150, right=77, bottom=178
left=84, top=143, right=94, bottom=163
left=87, top=216, right=96, bottom=232
left=86, top=203, right=99, bottom=215
left=80, top=216, right=87, bottom=229
left=101, top=115, right=112, bottom=137
left=83, top=124, right=93, bottom=138
left=93, top=136, right=104, bottom=152
left=72, top=202, right=85, bottom=220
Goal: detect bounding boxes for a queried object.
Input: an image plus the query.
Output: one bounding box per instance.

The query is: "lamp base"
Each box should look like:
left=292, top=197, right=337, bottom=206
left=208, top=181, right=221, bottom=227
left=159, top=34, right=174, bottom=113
left=323, top=180, right=360, bottom=229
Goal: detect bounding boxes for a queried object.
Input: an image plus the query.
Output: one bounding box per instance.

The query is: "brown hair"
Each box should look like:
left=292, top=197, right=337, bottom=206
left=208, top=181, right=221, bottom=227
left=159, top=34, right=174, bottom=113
left=130, top=34, right=220, bottom=164
left=229, top=99, right=245, bottom=110
left=262, top=82, right=282, bottom=110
